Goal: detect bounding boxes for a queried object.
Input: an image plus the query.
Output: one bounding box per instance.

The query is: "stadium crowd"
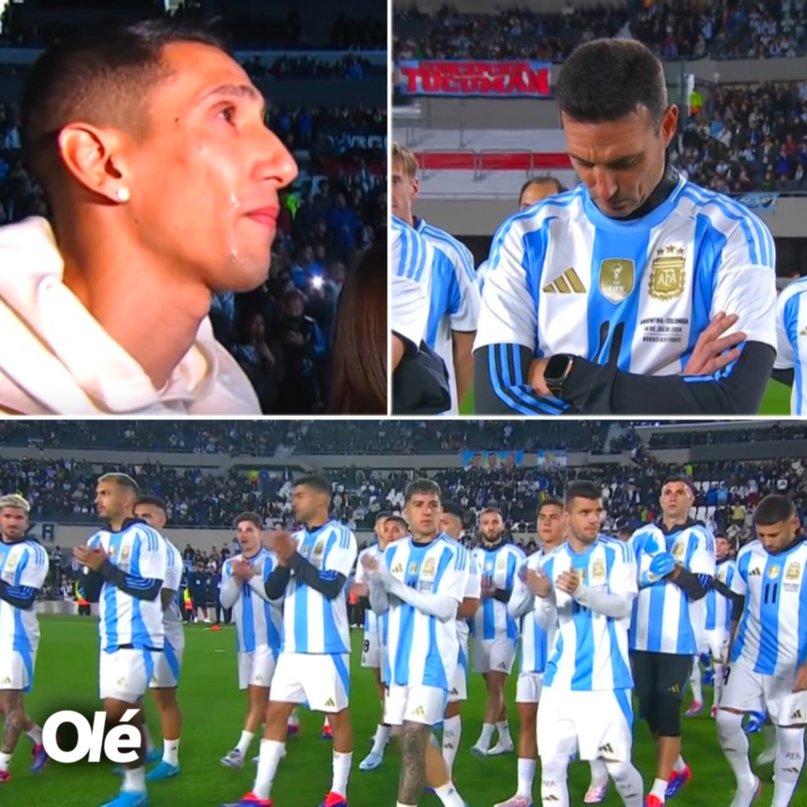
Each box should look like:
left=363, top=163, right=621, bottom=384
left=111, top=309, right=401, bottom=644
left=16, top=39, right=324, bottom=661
left=393, top=1, right=807, bottom=61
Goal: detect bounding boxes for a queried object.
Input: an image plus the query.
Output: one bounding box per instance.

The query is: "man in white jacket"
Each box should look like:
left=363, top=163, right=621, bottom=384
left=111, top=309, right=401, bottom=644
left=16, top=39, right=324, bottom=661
left=0, top=19, right=297, bottom=414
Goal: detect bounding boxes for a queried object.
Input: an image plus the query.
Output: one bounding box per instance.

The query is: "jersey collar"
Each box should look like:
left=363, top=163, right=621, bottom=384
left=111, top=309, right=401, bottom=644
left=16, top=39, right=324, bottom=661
left=656, top=517, right=702, bottom=535
left=103, top=516, right=146, bottom=534
left=304, top=519, right=334, bottom=537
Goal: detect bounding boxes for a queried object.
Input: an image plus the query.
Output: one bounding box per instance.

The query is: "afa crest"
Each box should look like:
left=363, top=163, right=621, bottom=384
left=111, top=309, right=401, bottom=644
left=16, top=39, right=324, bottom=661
left=649, top=246, right=686, bottom=300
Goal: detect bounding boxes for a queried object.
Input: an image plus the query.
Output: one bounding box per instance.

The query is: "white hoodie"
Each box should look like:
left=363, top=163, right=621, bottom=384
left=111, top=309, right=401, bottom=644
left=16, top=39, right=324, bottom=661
left=0, top=217, right=260, bottom=415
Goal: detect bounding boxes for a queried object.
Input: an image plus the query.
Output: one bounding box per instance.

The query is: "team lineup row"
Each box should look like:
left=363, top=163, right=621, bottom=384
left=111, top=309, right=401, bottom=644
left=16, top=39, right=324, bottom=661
left=0, top=475, right=805, bottom=807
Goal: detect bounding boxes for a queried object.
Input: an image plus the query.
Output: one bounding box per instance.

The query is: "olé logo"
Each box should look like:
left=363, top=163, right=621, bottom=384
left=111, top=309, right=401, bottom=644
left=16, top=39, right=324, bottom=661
left=42, top=709, right=142, bottom=764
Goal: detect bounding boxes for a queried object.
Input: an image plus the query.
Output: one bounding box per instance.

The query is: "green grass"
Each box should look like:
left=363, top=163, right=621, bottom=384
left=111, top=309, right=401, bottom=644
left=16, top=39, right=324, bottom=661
left=9, top=616, right=804, bottom=806
left=459, top=379, right=791, bottom=415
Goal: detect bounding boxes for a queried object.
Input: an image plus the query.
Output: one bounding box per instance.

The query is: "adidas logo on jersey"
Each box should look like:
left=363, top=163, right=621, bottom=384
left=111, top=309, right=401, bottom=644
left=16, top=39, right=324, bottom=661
left=800, top=326, right=807, bottom=337
left=1, top=677, right=10, bottom=686
left=791, top=709, right=803, bottom=721
left=749, top=567, right=762, bottom=576
left=414, top=705, right=426, bottom=717
left=542, top=267, right=586, bottom=294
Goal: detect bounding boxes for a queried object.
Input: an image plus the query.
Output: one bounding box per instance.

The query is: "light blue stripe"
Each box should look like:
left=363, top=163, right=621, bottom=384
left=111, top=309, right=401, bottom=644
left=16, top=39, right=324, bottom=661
left=333, top=653, right=350, bottom=699
left=784, top=291, right=803, bottom=415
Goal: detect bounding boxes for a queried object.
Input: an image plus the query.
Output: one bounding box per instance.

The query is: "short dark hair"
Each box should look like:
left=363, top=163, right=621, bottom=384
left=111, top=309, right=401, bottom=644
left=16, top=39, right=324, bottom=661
left=136, top=495, right=167, bottom=514
left=538, top=498, right=564, bottom=516
left=519, top=176, right=565, bottom=204
left=375, top=511, right=392, bottom=524
left=441, top=501, right=465, bottom=521
left=384, top=515, right=409, bottom=531
left=565, top=481, right=601, bottom=508
left=294, top=475, right=332, bottom=498
left=661, top=476, right=696, bottom=497
left=21, top=19, right=228, bottom=199
left=234, top=511, right=262, bottom=530
left=754, top=495, right=796, bottom=526
left=405, top=479, right=441, bottom=504
left=480, top=507, right=503, bottom=519
left=98, top=472, right=139, bottom=494
left=555, top=39, right=668, bottom=128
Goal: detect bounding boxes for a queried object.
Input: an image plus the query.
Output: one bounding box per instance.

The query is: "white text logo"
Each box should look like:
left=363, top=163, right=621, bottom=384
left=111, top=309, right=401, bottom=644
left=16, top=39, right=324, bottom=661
left=42, top=709, right=142, bottom=764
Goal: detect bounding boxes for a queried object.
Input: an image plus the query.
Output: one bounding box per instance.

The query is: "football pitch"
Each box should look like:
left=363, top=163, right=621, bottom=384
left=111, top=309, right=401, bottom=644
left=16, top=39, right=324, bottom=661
left=459, top=379, right=791, bottom=415
left=11, top=615, right=803, bottom=807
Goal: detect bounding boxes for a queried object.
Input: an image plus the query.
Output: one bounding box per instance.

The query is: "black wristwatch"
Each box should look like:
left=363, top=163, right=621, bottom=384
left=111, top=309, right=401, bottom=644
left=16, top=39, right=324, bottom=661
left=544, top=353, right=575, bottom=397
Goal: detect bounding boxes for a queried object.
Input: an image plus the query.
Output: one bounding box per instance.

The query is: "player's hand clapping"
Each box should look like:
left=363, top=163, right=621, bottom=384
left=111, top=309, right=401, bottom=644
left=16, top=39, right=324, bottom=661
left=231, top=558, right=254, bottom=581
left=555, top=570, right=581, bottom=595
left=268, top=531, right=297, bottom=566
left=73, top=545, right=108, bottom=571
left=526, top=568, right=552, bottom=598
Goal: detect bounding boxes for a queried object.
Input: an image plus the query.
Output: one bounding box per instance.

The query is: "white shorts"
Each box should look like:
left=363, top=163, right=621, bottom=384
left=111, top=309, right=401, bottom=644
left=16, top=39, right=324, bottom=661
left=271, top=652, right=350, bottom=712
left=361, top=629, right=383, bottom=669
left=150, top=640, right=184, bottom=689
left=385, top=684, right=447, bottom=727
left=704, top=629, right=729, bottom=663
left=537, top=688, right=634, bottom=762
left=472, top=636, right=517, bottom=675
left=0, top=648, right=36, bottom=693
left=516, top=672, right=544, bottom=704
left=448, top=636, right=469, bottom=703
left=237, top=646, right=277, bottom=690
left=721, top=659, right=807, bottom=726
left=99, top=648, right=157, bottom=703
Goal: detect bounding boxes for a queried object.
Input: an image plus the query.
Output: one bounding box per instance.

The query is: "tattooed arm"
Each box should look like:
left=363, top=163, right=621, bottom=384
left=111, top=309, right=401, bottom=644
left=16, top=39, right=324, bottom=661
left=398, top=721, right=430, bottom=805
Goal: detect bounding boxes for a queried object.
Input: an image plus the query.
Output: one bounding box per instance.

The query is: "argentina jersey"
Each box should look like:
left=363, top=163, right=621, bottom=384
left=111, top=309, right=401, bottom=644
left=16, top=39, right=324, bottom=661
left=355, top=543, right=384, bottom=644
left=474, top=176, right=777, bottom=414
left=383, top=534, right=469, bottom=690
left=283, top=520, right=357, bottom=655
left=541, top=537, right=637, bottom=691
left=728, top=539, right=807, bottom=675
left=87, top=522, right=167, bottom=652
left=417, top=218, right=481, bottom=415
left=774, top=276, right=807, bottom=414
left=630, top=520, right=715, bottom=655
left=392, top=215, right=432, bottom=351
left=508, top=549, right=551, bottom=674
left=0, top=538, right=49, bottom=655
left=162, top=538, right=185, bottom=651
left=472, top=543, right=525, bottom=642
left=222, top=548, right=282, bottom=655
left=708, top=558, right=738, bottom=632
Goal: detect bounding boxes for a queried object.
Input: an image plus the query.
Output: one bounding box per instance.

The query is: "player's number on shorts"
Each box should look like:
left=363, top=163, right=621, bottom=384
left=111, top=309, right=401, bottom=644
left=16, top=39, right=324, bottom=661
left=763, top=582, right=779, bottom=604
left=364, top=640, right=370, bottom=653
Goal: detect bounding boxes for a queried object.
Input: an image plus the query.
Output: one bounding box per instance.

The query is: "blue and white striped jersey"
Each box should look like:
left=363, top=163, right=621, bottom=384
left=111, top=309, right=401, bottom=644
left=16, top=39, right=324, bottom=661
left=162, top=538, right=185, bottom=650
left=416, top=218, right=481, bottom=415
left=0, top=538, right=49, bottom=656
left=87, top=522, right=167, bottom=653
left=707, top=558, right=738, bottom=632
left=508, top=548, right=551, bottom=675
left=540, top=537, right=637, bottom=691
left=630, top=521, right=715, bottom=655
left=282, top=520, right=357, bottom=655
left=471, top=542, right=525, bottom=642
left=392, top=215, right=432, bottom=350
left=383, top=534, right=469, bottom=690
left=728, top=539, right=807, bottom=675
left=355, top=543, right=384, bottom=643
left=774, top=276, right=807, bottom=414
left=221, top=548, right=282, bottom=655
left=474, top=178, right=777, bottom=414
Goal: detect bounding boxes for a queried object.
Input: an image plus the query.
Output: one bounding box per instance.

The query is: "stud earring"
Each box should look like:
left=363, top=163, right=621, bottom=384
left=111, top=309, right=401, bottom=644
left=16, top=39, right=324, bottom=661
left=115, top=187, right=131, bottom=203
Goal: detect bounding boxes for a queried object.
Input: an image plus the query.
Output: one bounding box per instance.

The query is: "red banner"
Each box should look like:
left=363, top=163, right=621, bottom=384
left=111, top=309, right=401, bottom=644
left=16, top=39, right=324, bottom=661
left=397, top=60, right=552, bottom=98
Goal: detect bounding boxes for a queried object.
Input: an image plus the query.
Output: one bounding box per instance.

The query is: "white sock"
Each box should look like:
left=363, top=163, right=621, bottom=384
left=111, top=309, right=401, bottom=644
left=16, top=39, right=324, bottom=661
left=689, top=657, right=703, bottom=704
left=253, top=739, right=285, bottom=800
left=496, top=720, right=511, bottom=742
left=288, top=710, right=300, bottom=727
left=441, top=716, right=461, bottom=774
left=122, top=767, right=146, bottom=793
left=0, top=751, right=11, bottom=772
left=606, top=761, right=644, bottom=807
left=236, top=730, right=254, bottom=756
left=716, top=710, right=756, bottom=792
left=434, top=781, right=465, bottom=806
left=541, top=755, right=570, bottom=807
left=26, top=725, right=43, bottom=746
left=772, top=726, right=805, bottom=807
left=371, top=724, right=390, bottom=756
left=713, top=663, right=724, bottom=708
left=477, top=723, right=495, bottom=749
left=396, top=803, right=416, bottom=807
left=142, top=724, right=155, bottom=753
left=650, top=778, right=667, bottom=801
left=673, top=755, right=686, bottom=774
left=331, top=750, right=352, bottom=798
left=162, top=738, right=180, bottom=767
left=590, top=758, right=608, bottom=787
left=517, top=757, right=537, bottom=797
